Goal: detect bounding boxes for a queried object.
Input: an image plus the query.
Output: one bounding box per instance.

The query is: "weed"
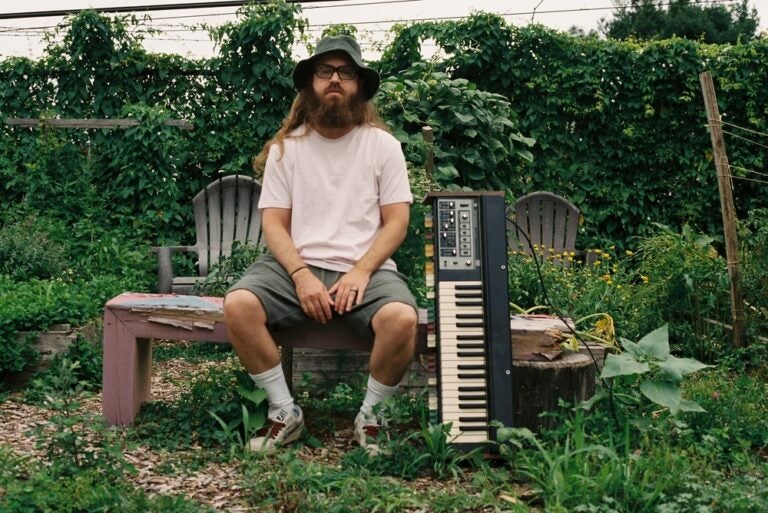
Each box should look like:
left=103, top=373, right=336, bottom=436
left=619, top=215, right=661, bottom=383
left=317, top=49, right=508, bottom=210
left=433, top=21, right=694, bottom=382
left=0, top=446, right=212, bottom=512
left=210, top=380, right=269, bottom=456
left=131, top=356, right=252, bottom=450
left=25, top=335, right=102, bottom=405
left=31, top=358, right=134, bottom=480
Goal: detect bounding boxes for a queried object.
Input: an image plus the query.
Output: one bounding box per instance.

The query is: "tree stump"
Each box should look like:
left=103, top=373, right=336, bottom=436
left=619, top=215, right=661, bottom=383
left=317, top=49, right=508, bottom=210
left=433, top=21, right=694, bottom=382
left=512, top=351, right=595, bottom=433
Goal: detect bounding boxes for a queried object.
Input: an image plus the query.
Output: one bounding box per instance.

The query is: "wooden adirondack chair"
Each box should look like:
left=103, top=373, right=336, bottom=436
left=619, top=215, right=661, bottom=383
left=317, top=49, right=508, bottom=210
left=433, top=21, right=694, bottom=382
left=153, top=174, right=263, bottom=294
left=506, top=191, right=583, bottom=264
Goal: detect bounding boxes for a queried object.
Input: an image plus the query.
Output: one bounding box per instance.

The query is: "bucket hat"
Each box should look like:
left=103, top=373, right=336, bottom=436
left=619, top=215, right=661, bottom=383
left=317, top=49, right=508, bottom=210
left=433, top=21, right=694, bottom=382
left=292, top=35, right=380, bottom=100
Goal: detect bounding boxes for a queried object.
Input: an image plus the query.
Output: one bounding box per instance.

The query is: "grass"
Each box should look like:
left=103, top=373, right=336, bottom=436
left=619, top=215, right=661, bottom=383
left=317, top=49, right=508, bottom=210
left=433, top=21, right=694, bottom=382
left=3, top=349, right=767, bottom=512
left=2, top=315, right=767, bottom=511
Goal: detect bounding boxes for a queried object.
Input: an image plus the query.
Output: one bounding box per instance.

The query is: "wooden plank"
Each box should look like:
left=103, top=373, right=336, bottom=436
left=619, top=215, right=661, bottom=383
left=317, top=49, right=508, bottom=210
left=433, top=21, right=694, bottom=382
left=5, top=117, right=193, bottom=130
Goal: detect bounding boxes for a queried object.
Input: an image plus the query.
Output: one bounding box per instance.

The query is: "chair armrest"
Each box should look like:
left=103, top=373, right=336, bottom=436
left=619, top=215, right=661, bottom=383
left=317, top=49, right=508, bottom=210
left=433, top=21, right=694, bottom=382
left=151, top=245, right=198, bottom=293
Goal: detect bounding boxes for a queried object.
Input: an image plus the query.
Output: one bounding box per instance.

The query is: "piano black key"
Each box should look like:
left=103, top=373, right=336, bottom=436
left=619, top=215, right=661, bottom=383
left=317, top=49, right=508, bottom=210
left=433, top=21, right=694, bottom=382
left=455, top=300, right=483, bottom=307
left=459, top=426, right=487, bottom=432
left=458, top=386, right=486, bottom=392
left=458, top=394, right=486, bottom=401
left=459, top=416, right=488, bottom=422
left=457, top=364, right=485, bottom=370
left=457, top=373, right=486, bottom=380
left=454, top=284, right=482, bottom=290
left=456, top=343, right=484, bottom=349
left=456, top=321, right=483, bottom=328
left=456, top=334, right=484, bottom=341
left=456, top=313, right=483, bottom=319
left=457, top=351, right=485, bottom=357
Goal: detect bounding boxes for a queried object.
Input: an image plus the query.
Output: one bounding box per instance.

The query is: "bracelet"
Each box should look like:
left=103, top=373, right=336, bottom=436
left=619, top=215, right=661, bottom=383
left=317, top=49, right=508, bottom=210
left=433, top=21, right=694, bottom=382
left=289, top=266, right=307, bottom=278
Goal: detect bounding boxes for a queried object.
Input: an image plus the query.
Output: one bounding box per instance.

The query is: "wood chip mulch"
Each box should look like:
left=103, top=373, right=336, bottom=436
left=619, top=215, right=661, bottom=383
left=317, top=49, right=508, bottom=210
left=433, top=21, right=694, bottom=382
left=0, top=357, right=252, bottom=512
left=1, top=353, right=534, bottom=512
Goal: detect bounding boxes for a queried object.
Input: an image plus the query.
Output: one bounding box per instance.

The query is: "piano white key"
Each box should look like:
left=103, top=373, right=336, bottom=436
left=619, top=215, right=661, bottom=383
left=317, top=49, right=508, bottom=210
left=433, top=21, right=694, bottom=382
left=439, top=392, right=487, bottom=401
left=449, top=431, right=488, bottom=444
left=439, top=377, right=487, bottom=386
left=439, top=281, right=482, bottom=289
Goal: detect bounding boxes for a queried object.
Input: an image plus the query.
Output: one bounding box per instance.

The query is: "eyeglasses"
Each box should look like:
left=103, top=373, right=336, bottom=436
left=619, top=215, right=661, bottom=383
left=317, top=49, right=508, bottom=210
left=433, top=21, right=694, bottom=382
left=314, top=64, right=358, bottom=80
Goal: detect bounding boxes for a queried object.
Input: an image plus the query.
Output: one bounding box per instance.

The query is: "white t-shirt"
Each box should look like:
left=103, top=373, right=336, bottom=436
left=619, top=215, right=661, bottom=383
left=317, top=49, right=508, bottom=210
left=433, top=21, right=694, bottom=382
left=259, top=124, right=413, bottom=272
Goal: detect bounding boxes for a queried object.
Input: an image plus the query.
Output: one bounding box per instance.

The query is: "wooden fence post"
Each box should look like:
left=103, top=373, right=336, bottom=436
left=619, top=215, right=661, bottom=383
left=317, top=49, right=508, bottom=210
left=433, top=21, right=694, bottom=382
left=699, top=71, right=746, bottom=348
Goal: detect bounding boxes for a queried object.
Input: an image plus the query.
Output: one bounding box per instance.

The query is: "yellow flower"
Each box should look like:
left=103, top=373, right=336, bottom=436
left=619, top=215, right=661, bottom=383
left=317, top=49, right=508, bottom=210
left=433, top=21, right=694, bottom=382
left=641, top=275, right=649, bottom=283
left=594, top=315, right=616, bottom=346
left=625, top=250, right=634, bottom=256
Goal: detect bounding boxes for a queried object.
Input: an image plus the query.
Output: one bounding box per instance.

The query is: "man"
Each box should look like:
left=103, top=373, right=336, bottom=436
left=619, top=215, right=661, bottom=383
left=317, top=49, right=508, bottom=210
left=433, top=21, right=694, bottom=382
left=223, top=34, right=418, bottom=455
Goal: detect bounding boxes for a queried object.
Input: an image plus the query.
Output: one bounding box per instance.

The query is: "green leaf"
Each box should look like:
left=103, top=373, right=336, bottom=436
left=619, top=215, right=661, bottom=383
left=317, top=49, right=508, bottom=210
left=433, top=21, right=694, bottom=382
left=640, top=380, right=706, bottom=415
left=454, top=112, right=475, bottom=124
left=636, top=324, right=670, bottom=360
left=436, top=163, right=459, bottom=179
left=600, top=352, right=650, bottom=379
left=238, top=386, right=267, bottom=406
left=657, top=355, right=711, bottom=383
left=619, top=338, right=642, bottom=357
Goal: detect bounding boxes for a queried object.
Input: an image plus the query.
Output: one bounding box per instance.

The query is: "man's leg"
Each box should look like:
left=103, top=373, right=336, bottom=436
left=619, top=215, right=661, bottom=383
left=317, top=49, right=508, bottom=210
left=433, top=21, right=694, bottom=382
left=369, top=302, right=418, bottom=387
left=223, top=289, right=304, bottom=451
left=356, top=301, right=418, bottom=454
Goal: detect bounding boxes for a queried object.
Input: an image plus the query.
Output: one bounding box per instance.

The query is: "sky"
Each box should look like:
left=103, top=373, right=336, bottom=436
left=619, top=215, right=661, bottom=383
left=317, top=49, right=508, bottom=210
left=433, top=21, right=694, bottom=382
left=1, top=0, right=767, bottom=60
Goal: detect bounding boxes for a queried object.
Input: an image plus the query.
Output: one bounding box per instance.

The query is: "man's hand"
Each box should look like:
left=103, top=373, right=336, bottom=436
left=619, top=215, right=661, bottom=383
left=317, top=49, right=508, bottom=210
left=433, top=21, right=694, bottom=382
left=329, top=268, right=371, bottom=314
left=293, top=268, right=334, bottom=323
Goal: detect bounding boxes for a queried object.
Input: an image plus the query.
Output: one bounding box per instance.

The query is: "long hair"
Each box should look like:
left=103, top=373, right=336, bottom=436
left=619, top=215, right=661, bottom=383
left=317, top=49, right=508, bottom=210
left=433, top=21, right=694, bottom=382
left=253, top=84, right=390, bottom=176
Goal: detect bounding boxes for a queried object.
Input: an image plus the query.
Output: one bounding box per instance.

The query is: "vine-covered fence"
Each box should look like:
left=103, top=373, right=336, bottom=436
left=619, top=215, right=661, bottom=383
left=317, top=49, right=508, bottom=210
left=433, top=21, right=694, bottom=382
left=1, top=2, right=767, bottom=251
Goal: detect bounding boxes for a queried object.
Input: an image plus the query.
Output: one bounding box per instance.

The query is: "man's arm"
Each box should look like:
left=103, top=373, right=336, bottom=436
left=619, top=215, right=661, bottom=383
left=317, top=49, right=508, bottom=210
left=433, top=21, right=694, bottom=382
left=329, top=202, right=410, bottom=314
left=262, top=207, right=335, bottom=323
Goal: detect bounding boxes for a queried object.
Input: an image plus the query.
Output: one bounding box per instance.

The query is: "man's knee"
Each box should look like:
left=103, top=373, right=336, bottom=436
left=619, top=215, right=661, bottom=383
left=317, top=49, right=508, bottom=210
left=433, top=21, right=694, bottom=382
left=372, top=302, right=418, bottom=339
left=224, top=289, right=267, bottom=325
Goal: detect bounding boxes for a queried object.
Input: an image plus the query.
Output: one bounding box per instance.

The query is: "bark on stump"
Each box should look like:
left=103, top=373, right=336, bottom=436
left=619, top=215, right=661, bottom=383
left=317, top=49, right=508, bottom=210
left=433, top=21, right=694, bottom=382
left=513, top=351, right=595, bottom=433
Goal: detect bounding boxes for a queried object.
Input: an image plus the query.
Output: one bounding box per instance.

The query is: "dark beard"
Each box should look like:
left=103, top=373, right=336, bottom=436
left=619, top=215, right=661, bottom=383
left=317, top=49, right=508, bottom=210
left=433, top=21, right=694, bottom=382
left=306, top=88, right=367, bottom=130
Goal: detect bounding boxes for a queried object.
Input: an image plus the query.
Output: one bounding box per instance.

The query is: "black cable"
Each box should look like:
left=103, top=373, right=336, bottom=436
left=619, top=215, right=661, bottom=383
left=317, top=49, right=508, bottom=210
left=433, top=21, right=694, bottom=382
left=506, top=215, right=621, bottom=429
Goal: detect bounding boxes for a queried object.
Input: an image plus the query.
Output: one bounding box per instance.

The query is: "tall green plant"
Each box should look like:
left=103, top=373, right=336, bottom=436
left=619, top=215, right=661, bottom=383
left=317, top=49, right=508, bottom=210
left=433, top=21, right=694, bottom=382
left=378, top=63, right=534, bottom=193
left=600, top=324, right=711, bottom=415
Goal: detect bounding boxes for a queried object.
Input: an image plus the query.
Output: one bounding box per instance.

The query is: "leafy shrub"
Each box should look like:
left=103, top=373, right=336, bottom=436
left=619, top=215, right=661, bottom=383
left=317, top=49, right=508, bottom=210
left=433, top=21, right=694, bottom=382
left=0, top=214, right=69, bottom=280
left=633, top=224, right=731, bottom=361
left=191, top=242, right=264, bottom=296
left=378, top=62, right=534, bottom=193
left=684, top=366, right=768, bottom=455
left=0, top=274, right=132, bottom=374
left=740, top=208, right=768, bottom=338
left=24, top=335, right=103, bottom=404
left=506, top=244, right=650, bottom=341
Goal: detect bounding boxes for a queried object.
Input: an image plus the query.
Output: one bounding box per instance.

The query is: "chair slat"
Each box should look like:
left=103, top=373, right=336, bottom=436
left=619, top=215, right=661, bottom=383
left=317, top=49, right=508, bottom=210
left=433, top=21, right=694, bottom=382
left=509, top=191, right=581, bottom=266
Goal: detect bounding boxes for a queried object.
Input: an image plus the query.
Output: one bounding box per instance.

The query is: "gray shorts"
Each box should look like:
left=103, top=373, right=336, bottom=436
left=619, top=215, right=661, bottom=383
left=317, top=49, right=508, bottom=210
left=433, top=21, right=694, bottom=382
left=226, top=254, right=417, bottom=338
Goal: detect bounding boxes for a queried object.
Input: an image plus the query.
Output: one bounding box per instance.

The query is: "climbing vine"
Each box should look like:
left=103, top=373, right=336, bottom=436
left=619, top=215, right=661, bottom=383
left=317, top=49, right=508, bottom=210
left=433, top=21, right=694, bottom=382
left=1, top=2, right=767, bottom=253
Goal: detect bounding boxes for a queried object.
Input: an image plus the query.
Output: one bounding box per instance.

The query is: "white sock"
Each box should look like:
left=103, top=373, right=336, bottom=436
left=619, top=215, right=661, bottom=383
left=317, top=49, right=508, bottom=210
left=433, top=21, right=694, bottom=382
left=249, top=364, right=294, bottom=419
left=361, top=375, right=399, bottom=416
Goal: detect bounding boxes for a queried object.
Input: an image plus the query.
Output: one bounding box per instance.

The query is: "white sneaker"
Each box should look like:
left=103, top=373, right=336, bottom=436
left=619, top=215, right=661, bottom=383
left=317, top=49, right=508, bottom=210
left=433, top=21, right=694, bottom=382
left=354, top=410, right=390, bottom=456
left=248, top=405, right=304, bottom=453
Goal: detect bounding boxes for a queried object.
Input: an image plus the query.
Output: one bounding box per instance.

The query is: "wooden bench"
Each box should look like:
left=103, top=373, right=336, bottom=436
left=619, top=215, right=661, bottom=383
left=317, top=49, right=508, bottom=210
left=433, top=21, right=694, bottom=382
left=101, top=292, right=428, bottom=426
